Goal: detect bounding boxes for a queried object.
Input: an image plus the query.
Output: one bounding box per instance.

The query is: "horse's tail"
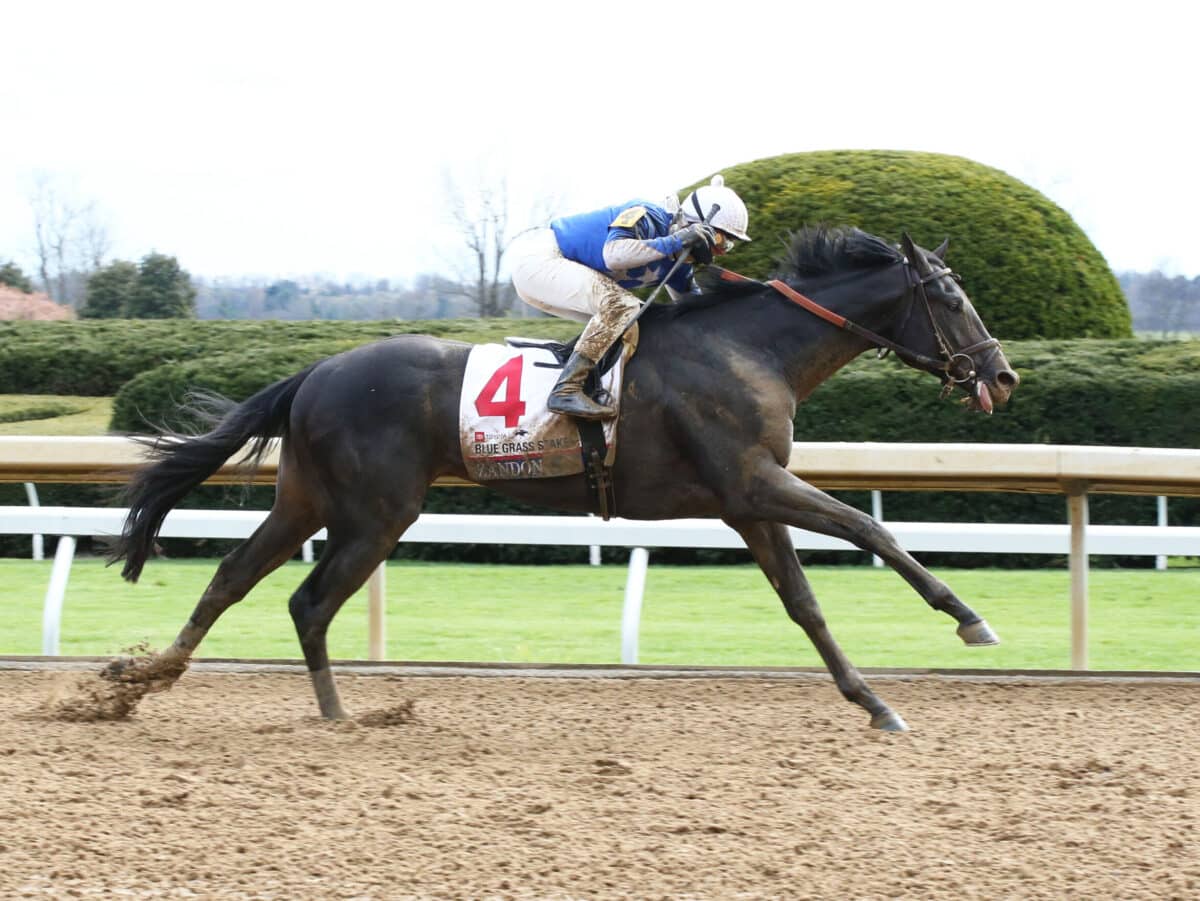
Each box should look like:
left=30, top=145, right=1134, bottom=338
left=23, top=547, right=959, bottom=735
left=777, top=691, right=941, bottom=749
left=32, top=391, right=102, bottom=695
left=112, top=363, right=319, bottom=583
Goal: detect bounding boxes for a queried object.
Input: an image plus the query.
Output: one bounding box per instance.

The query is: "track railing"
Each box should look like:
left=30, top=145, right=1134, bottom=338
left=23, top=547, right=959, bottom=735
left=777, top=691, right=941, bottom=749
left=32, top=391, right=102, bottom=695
left=2, top=437, right=1199, bottom=667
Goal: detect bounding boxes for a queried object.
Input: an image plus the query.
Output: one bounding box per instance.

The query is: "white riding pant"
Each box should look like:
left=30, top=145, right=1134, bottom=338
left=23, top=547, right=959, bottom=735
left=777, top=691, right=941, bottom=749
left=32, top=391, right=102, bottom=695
left=510, top=228, right=641, bottom=361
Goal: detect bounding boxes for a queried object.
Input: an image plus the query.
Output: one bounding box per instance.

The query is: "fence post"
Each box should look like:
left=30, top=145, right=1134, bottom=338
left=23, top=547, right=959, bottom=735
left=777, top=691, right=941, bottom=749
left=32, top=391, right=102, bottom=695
left=588, top=514, right=601, bottom=566
left=871, top=490, right=884, bottom=567
left=24, top=483, right=43, bottom=561
left=1066, top=483, right=1089, bottom=670
left=42, top=536, right=76, bottom=655
left=367, top=563, right=386, bottom=660
left=1156, top=496, right=1168, bottom=571
left=621, top=548, right=649, bottom=664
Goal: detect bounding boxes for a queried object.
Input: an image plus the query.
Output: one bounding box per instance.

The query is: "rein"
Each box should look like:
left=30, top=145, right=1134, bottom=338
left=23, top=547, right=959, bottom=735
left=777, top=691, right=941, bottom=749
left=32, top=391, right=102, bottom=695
left=764, top=263, right=1001, bottom=386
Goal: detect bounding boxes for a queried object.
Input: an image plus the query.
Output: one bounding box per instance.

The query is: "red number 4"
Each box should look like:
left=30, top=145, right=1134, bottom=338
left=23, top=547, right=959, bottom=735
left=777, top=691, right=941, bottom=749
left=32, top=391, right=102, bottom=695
left=474, top=355, right=527, bottom=427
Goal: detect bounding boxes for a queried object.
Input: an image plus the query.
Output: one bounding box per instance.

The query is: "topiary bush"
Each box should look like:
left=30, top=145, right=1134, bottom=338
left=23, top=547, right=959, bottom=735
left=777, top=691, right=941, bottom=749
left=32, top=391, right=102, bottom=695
left=685, top=150, right=1132, bottom=340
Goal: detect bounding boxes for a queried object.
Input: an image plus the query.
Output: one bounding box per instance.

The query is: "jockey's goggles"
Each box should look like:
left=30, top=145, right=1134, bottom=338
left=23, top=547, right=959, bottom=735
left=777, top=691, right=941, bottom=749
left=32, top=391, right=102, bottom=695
left=713, top=230, right=737, bottom=254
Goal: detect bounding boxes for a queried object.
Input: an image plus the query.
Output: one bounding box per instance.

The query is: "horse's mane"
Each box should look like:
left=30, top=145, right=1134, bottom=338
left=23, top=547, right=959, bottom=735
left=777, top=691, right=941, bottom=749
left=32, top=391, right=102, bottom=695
left=645, top=226, right=902, bottom=322
left=774, top=226, right=903, bottom=280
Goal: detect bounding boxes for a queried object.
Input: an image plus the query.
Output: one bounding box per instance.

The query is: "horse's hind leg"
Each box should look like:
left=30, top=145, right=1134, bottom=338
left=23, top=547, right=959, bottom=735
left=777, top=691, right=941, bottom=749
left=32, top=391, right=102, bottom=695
left=287, top=507, right=419, bottom=719
left=727, top=517, right=908, bottom=731
left=163, top=482, right=320, bottom=663
left=745, top=465, right=999, bottom=646
left=109, top=486, right=320, bottom=695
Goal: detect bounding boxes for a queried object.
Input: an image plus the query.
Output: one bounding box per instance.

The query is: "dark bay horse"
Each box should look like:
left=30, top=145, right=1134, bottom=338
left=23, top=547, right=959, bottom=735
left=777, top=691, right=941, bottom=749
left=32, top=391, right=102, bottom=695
left=112, top=229, right=1019, bottom=731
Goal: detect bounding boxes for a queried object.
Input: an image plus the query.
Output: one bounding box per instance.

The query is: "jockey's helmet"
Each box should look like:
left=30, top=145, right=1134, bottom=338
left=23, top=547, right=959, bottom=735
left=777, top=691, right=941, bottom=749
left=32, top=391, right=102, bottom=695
left=682, top=174, right=751, bottom=242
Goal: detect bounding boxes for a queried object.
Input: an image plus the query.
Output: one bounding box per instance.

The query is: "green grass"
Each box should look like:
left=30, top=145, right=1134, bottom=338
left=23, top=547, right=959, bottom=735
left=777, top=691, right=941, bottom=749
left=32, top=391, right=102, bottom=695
left=1, top=558, right=1196, bottom=671
left=0, top=396, right=114, bottom=435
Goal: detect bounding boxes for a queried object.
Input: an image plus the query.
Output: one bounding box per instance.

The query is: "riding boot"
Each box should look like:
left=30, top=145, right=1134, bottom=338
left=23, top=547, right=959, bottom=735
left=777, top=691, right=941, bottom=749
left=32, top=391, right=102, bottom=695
left=547, top=351, right=615, bottom=420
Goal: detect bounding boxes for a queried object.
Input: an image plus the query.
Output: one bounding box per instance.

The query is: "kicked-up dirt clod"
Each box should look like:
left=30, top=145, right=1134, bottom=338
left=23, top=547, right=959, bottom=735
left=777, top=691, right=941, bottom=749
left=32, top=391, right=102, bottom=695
left=45, top=644, right=189, bottom=722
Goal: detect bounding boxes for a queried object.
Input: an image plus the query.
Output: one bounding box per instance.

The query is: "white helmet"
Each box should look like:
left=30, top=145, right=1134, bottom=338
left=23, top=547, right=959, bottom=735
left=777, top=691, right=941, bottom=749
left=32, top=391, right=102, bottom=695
left=682, top=174, right=751, bottom=242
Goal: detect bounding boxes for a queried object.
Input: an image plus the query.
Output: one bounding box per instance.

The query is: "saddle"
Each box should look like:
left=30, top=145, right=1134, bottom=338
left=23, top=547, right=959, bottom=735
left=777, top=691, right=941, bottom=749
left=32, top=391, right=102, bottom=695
left=458, top=327, right=638, bottom=519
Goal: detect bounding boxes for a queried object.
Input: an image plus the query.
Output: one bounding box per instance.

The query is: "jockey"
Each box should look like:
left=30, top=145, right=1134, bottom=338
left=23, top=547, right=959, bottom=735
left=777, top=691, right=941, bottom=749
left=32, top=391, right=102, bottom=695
left=510, top=174, right=751, bottom=420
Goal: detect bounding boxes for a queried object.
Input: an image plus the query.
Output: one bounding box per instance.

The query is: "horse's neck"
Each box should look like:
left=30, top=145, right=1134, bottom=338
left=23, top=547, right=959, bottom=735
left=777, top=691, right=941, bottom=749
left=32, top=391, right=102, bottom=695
left=786, top=328, right=874, bottom=403
left=778, top=267, right=907, bottom=401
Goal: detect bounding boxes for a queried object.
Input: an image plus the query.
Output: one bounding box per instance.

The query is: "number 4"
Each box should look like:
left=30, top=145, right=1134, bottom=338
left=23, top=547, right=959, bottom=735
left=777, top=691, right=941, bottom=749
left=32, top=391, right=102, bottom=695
left=474, top=355, right=527, bottom=427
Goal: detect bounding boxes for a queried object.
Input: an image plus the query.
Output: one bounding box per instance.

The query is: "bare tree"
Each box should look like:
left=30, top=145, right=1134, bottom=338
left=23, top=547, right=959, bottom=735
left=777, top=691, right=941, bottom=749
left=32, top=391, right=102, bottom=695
left=79, top=201, right=112, bottom=270
left=442, top=166, right=563, bottom=318
left=28, top=174, right=110, bottom=307
left=30, top=174, right=63, bottom=298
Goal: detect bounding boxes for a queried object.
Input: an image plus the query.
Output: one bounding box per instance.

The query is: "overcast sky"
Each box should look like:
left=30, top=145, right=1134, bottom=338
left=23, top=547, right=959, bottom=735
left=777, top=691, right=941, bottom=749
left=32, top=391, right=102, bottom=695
left=2, top=0, right=1196, bottom=284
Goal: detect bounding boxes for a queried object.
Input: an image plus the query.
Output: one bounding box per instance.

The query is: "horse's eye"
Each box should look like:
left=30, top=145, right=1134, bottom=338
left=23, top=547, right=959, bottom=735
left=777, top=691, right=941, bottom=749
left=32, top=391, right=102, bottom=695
left=934, top=285, right=963, bottom=312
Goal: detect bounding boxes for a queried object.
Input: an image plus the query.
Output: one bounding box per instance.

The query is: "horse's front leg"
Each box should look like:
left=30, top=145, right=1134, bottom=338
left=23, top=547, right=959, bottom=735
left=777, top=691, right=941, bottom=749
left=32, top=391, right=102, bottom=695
left=726, top=517, right=908, bottom=731
left=739, top=464, right=999, bottom=647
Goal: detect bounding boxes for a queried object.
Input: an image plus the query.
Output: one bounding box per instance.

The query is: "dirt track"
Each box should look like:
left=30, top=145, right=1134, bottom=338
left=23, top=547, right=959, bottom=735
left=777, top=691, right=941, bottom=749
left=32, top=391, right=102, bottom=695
left=2, top=667, right=1197, bottom=900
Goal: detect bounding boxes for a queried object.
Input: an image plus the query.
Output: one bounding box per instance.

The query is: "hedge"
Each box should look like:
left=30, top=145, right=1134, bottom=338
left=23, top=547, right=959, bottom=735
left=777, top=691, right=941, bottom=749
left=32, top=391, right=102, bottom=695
left=0, top=319, right=578, bottom=396
left=685, top=150, right=1133, bottom=340
left=92, top=335, right=1199, bottom=568
left=112, top=336, right=1200, bottom=447
left=3, top=318, right=1194, bottom=566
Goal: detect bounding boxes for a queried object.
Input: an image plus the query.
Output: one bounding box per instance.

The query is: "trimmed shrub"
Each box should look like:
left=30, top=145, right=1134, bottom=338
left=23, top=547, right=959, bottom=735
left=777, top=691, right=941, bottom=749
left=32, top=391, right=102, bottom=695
left=0, top=399, right=86, bottom=424
left=685, top=150, right=1132, bottom=339
left=0, top=319, right=578, bottom=396
left=788, top=341, right=1200, bottom=565
left=98, top=336, right=1198, bottom=567
left=110, top=342, right=356, bottom=433
left=5, top=321, right=1194, bottom=566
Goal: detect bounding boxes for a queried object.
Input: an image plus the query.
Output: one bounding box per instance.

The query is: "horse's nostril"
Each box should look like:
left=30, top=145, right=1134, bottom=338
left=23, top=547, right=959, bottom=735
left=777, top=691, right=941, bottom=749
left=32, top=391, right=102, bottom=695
left=996, top=369, right=1020, bottom=389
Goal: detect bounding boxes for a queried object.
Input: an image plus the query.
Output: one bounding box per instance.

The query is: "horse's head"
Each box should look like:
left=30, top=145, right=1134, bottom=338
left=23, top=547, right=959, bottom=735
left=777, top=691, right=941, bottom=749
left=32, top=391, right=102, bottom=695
left=894, top=233, right=1019, bottom=413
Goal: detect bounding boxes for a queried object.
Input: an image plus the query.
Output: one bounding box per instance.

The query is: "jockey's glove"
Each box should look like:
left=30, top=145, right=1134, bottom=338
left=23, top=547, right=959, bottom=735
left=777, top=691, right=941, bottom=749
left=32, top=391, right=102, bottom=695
left=672, top=223, right=717, bottom=265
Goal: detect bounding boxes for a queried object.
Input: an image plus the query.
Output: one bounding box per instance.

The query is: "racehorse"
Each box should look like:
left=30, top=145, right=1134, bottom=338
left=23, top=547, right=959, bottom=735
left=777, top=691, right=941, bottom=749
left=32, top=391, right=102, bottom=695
left=111, top=228, right=1019, bottom=732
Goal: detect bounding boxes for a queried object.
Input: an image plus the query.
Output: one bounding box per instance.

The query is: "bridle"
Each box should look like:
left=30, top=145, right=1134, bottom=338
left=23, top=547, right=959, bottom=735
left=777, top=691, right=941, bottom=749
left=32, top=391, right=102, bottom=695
left=764, top=260, right=1002, bottom=393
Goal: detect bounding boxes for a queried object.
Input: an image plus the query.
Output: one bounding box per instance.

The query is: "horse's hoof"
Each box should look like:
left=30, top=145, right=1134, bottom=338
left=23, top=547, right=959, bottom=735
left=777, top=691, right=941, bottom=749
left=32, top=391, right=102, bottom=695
left=957, top=619, right=1000, bottom=646
left=870, top=710, right=910, bottom=732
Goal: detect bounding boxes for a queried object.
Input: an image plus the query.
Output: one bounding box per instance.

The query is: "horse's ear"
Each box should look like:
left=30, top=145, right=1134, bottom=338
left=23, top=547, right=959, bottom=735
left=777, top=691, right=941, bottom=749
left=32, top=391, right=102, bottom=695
left=899, top=232, right=916, bottom=258
left=933, top=237, right=950, bottom=259
left=900, top=232, right=934, bottom=276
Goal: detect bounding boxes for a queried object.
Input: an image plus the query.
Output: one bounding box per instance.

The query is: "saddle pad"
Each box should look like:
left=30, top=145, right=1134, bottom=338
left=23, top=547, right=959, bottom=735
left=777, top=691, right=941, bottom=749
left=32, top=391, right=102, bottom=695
left=459, top=340, right=625, bottom=481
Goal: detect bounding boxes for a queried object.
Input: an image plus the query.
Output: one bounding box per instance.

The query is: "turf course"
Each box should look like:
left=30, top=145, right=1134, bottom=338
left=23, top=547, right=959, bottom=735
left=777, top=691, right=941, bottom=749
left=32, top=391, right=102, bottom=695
left=1, top=558, right=1196, bottom=671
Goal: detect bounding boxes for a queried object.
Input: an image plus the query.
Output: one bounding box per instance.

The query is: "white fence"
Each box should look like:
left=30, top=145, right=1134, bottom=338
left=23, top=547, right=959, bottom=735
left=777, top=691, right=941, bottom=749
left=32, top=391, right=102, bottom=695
left=3, top=504, right=1198, bottom=667
left=3, top=437, right=1200, bottom=669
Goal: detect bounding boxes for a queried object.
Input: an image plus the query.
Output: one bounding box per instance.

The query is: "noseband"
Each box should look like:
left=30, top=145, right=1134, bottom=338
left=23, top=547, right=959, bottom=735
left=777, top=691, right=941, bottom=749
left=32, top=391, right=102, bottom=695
left=765, top=261, right=1001, bottom=390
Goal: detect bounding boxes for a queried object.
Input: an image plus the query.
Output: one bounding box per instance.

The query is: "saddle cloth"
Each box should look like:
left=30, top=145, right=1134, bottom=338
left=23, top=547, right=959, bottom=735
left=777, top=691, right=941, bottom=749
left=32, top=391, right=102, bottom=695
left=458, top=335, right=632, bottom=482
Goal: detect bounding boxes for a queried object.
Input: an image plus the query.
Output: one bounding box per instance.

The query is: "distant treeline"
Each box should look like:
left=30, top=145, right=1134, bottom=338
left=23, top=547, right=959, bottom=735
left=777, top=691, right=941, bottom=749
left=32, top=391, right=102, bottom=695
left=194, top=274, right=543, bottom=321
left=1119, top=270, right=1200, bottom=335
left=195, top=269, right=1200, bottom=332
left=7, top=250, right=1198, bottom=332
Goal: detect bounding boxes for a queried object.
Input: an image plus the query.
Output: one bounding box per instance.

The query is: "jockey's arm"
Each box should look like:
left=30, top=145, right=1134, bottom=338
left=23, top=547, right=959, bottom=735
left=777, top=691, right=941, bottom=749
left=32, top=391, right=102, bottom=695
left=601, top=234, right=686, bottom=271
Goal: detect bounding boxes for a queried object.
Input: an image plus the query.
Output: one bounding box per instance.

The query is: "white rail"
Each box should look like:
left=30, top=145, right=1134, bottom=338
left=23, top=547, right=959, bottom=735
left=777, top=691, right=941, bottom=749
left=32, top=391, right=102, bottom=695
left=4, top=507, right=1200, bottom=555
left=2, top=506, right=1197, bottom=664
left=3, top=437, right=1200, bottom=669
left=2, top=436, right=1200, bottom=495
